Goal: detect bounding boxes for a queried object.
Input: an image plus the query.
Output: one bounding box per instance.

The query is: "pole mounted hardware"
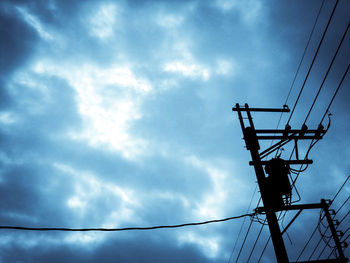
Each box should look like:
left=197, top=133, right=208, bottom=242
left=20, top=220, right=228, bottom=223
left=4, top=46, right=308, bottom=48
left=232, top=103, right=347, bottom=263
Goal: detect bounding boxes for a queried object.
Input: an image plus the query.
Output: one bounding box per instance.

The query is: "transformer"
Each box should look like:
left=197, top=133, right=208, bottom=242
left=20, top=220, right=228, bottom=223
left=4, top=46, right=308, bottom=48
left=264, top=158, right=292, bottom=209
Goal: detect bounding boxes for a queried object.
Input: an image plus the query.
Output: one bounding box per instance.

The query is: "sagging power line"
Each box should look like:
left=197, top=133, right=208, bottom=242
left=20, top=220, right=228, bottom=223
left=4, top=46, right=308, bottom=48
left=0, top=213, right=255, bottom=232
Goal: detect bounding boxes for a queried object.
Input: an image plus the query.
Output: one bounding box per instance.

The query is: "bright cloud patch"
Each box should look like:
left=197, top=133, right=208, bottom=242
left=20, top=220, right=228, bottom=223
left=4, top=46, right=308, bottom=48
left=16, top=6, right=53, bottom=41
left=163, top=61, right=210, bottom=81
left=156, top=13, right=184, bottom=28
left=216, top=59, right=235, bottom=76
left=214, top=0, right=262, bottom=24
left=30, top=60, right=151, bottom=159
left=87, top=3, right=119, bottom=39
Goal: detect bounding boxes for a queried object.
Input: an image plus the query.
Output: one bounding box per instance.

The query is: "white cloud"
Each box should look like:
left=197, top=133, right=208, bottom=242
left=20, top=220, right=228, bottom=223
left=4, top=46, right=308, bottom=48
left=216, top=59, right=235, bottom=76
left=31, top=60, right=151, bottom=160
left=155, top=13, right=184, bottom=28
left=178, top=231, right=220, bottom=258
left=214, top=0, right=262, bottom=24
left=163, top=61, right=210, bottom=81
left=54, top=162, right=139, bottom=244
left=0, top=112, right=17, bottom=125
left=16, top=6, right=53, bottom=41
left=87, top=3, right=119, bottom=39
left=185, top=155, right=229, bottom=219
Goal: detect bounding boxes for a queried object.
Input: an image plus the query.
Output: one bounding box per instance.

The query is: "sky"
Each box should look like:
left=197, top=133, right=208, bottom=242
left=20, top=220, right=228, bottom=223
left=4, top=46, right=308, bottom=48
left=0, top=0, right=349, bottom=262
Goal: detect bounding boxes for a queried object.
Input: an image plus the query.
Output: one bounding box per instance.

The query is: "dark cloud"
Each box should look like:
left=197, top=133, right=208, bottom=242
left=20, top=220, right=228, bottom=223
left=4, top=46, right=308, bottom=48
left=0, top=0, right=349, bottom=262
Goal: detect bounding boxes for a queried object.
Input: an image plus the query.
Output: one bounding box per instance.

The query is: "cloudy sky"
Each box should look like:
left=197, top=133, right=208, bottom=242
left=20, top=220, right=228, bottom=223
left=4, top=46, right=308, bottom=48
left=0, top=0, right=349, bottom=262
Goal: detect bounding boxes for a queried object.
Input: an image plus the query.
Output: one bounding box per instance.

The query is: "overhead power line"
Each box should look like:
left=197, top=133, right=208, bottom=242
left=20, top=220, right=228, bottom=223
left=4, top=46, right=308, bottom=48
left=284, top=0, right=326, bottom=107
left=272, top=0, right=325, bottom=141
left=296, top=175, right=350, bottom=261
left=287, top=0, right=339, bottom=125
left=0, top=213, right=255, bottom=232
left=227, top=185, right=258, bottom=263
left=320, top=63, right=350, bottom=124
left=304, top=22, right=350, bottom=124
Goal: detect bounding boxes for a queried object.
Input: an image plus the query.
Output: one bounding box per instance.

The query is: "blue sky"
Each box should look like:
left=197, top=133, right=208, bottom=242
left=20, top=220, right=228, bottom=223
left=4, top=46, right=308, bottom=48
left=0, top=0, right=349, bottom=262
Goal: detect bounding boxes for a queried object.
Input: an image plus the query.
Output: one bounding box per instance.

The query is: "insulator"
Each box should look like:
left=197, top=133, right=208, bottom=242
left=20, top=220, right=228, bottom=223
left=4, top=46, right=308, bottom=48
left=300, top=124, right=308, bottom=136
left=283, top=124, right=291, bottom=137
left=316, top=123, right=324, bottom=137
left=329, top=209, right=336, bottom=215
left=342, top=242, right=348, bottom=248
left=334, top=220, right=340, bottom=226
left=337, top=231, right=344, bottom=237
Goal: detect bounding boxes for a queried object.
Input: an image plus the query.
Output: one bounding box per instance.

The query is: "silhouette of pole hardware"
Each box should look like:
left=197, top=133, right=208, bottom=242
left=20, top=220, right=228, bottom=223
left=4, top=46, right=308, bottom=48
left=232, top=103, right=348, bottom=263
left=232, top=103, right=290, bottom=263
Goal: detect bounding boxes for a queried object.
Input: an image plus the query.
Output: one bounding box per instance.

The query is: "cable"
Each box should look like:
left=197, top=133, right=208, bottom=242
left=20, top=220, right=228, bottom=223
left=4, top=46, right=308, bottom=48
left=246, top=218, right=266, bottom=263
left=343, top=226, right=350, bottom=236
left=257, top=235, right=271, bottom=263
left=336, top=195, right=350, bottom=214
left=227, top=185, right=258, bottom=263
left=290, top=116, right=332, bottom=196
left=235, top=217, right=254, bottom=263
left=296, top=174, right=349, bottom=260
left=296, top=220, right=319, bottom=261
left=339, top=210, right=350, bottom=225
left=304, top=23, right=350, bottom=124
left=332, top=175, right=350, bottom=203
left=284, top=0, right=326, bottom=107
left=287, top=0, right=339, bottom=125
left=0, top=213, right=255, bottom=231
left=320, top=63, right=350, bottom=124
left=327, top=233, right=350, bottom=259
left=271, top=0, right=325, bottom=146
left=234, top=197, right=262, bottom=262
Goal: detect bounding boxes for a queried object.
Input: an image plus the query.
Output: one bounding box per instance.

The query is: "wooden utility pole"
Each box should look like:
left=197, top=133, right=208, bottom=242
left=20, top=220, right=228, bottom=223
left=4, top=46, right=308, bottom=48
left=232, top=104, right=347, bottom=263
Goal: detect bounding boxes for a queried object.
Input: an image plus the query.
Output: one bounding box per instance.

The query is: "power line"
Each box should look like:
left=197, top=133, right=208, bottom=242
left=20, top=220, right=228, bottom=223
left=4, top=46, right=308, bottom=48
left=283, top=0, right=326, bottom=107
left=287, top=0, right=339, bottom=125
left=271, top=0, right=325, bottom=145
left=327, top=233, right=350, bottom=259
left=257, top=235, right=271, bottom=263
left=304, top=22, right=350, bottom=124
left=235, top=216, right=254, bottom=263
left=227, top=185, right=258, bottom=263
left=339, top=210, right=350, bottom=225
left=336, top=195, right=350, bottom=214
left=331, top=175, right=350, bottom=203
left=0, top=213, right=255, bottom=232
left=296, top=175, right=350, bottom=260
left=320, top=63, right=350, bottom=124
left=246, top=218, right=266, bottom=263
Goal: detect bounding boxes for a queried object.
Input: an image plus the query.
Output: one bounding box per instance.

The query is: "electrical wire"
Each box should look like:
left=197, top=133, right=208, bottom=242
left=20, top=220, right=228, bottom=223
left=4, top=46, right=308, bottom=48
left=246, top=218, right=266, bottom=263
left=284, top=0, right=326, bottom=107
left=339, top=210, right=350, bottom=225
left=257, top=235, right=271, bottom=263
left=331, top=175, right=350, bottom=204
left=295, top=174, right=350, bottom=261
left=271, top=0, right=325, bottom=145
left=320, top=63, right=350, bottom=124
left=235, top=217, right=254, bottom=263
left=287, top=0, right=339, bottom=126
left=336, top=195, right=350, bottom=214
left=227, top=185, right=258, bottom=263
left=304, top=22, right=350, bottom=124
left=234, top=196, right=263, bottom=262
left=0, top=213, right=255, bottom=232
left=327, top=233, right=350, bottom=259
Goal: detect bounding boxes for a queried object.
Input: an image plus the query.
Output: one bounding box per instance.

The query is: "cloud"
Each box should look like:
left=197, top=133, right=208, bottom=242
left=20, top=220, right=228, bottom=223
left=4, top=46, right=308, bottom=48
left=0, top=0, right=349, bottom=262
left=16, top=6, right=53, bottom=41
left=86, top=3, right=120, bottom=40
left=163, top=61, right=211, bottom=81
left=28, top=60, right=152, bottom=160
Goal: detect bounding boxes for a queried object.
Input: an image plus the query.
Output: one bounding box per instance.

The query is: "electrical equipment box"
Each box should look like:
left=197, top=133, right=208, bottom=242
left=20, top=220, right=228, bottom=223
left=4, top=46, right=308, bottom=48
left=264, top=158, right=292, bottom=209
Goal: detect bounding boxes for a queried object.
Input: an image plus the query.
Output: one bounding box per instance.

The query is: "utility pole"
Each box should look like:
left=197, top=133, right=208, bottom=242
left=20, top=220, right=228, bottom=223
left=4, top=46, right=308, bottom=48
left=232, top=103, right=347, bottom=263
